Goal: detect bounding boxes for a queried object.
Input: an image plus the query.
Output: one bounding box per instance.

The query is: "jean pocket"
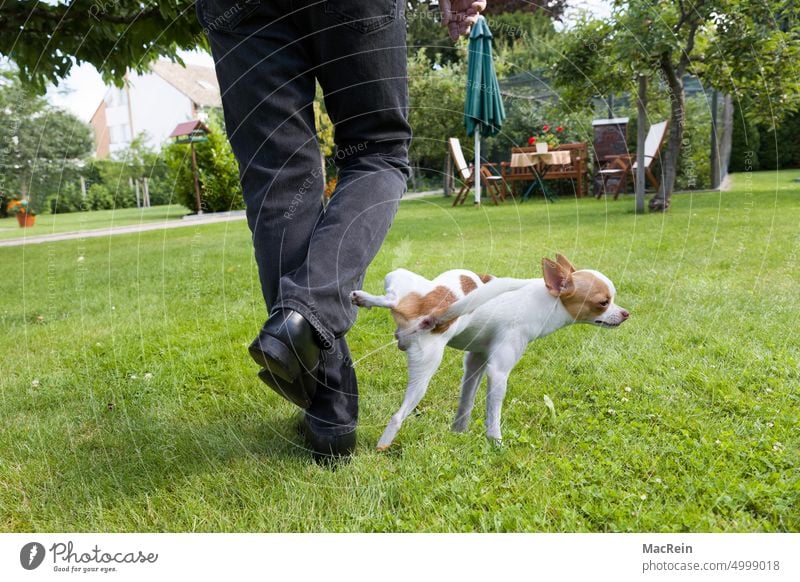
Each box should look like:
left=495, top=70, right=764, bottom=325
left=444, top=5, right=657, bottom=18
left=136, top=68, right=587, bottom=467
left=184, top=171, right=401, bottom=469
left=197, top=0, right=260, bottom=33
left=324, top=0, right=397, bottom=34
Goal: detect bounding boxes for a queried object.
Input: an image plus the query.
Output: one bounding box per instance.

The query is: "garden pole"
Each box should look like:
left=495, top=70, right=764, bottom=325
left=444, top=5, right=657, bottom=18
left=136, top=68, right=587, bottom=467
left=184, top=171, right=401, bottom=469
left=444, top=154, right=452, bottom=197
left=190, top=141, right=203, bottom=215
left=710, top=90, right=720, bottom=189
left=635, top=74, right=647, bottom=214
left=474, top=125, right=481, bottom=205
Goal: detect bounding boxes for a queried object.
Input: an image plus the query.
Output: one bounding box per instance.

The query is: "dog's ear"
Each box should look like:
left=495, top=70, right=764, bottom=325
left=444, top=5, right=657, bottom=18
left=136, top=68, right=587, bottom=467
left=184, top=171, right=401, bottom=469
left=555, top=253, right=576, bottom=274
left=542, top=258, right=574, bottom=297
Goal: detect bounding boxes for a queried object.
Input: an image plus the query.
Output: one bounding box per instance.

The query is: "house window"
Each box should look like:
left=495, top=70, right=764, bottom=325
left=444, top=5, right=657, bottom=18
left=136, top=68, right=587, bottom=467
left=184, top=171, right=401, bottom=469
left=104, top=87, right=128, bottom=108
left=109, top=124, right=131, bottom=145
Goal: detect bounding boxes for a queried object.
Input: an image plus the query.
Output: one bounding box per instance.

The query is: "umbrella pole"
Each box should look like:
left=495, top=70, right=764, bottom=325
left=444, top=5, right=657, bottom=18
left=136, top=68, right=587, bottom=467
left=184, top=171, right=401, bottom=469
left=474, top=126, right=481, bottom=205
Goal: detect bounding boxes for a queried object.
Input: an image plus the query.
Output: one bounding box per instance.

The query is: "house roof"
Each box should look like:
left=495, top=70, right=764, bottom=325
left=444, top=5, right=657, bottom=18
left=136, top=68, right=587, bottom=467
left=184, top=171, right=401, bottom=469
left=151, top=60, right=222, bottom=108
left=169, top=120, right=210, bottom=138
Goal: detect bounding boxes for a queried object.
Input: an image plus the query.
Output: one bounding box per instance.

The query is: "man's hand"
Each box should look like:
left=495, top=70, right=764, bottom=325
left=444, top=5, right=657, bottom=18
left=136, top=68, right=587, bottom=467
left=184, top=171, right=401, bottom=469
left=439, top=1, right=487, bottom=40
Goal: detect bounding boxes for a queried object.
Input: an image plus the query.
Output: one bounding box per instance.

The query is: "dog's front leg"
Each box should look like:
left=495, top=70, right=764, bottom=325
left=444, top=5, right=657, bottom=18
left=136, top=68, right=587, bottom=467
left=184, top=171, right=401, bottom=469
left=485, top=366, right=511, bottom=442
left=484, top=342, right=526, bottom=442
left=376, top=339, right=446, bottom=451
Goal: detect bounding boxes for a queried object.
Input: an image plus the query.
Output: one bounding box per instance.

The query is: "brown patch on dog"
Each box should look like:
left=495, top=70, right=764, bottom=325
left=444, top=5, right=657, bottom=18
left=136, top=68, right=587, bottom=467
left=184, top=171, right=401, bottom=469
left=478, top=273, right=494, bottom=284
left=392, top=285, right=459, bottom=333
left=460, top=275, right=478, bottom=295
left=559, top=271, right=613, bottom=322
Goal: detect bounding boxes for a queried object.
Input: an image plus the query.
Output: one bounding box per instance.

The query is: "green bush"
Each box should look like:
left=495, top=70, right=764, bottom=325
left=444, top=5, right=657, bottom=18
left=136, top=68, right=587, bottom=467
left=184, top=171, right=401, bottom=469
left=162, top=121, right=244, bottom=213
left=757, top=111, right=800, bottom=171
left=47, top=182, right=85, bottom=214
left=729, top=101, right=761, bottom=172
left=85, top=183, right=114, bottom=211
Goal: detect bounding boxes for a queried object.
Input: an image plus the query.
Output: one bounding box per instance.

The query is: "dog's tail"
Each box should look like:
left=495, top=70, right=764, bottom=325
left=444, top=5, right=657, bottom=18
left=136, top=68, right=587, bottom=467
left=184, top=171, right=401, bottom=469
left=418, top=277, right=531, bottom=331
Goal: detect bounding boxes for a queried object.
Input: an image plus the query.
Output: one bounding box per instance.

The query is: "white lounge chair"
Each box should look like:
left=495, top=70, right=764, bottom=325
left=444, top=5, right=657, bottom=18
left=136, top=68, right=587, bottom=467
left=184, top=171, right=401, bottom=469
left=448, top=137, right=507, bottom=206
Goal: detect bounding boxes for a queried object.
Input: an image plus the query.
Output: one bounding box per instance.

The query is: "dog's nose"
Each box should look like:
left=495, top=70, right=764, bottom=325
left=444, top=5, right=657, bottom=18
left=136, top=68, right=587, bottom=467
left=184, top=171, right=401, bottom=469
left=620, top=309, right=630, bottom=320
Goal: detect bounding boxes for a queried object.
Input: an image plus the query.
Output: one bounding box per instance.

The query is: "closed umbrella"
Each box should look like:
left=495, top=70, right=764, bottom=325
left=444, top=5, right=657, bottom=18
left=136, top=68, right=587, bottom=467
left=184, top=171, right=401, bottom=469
left=464, top=15, right=505, bottom=205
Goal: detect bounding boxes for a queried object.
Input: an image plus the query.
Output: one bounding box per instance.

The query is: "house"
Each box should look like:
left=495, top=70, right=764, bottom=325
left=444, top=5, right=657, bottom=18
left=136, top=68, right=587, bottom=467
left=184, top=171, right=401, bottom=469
left=89, top=60, right=221, bottom=158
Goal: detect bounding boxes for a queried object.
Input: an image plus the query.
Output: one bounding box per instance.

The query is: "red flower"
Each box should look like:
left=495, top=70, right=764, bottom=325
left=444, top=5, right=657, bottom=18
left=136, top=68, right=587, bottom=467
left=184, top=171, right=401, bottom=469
left=528, top=136, right=536, bottom=145
left=542, top=124, right=550, bottom=132
left=556, top=126, right=564, bottom=133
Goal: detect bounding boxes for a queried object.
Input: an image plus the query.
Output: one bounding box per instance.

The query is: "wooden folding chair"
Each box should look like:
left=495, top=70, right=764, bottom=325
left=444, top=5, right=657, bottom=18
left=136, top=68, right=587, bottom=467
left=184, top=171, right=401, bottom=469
left=448, top=137, right=508, bottom=206
left=597, top=121, right=668, bottom=199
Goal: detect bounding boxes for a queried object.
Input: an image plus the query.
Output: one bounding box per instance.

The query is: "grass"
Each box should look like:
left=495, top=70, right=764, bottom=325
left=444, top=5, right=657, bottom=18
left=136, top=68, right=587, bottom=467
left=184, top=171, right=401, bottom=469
left=1, top=170, right=798, bottom=532
left=0, top=204, right=189, bottom=241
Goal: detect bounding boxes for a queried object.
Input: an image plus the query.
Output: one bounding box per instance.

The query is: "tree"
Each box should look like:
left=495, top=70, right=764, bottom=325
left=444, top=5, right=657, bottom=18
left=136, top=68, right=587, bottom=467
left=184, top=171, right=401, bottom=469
left=484, top=0, right=568, bottom=18
left=552, top=0, right=800, bottom=211
left=407, top=49, right=469, bottom=179
left=0, top=71, right=92, bottom=214
left=0, top=1, right=200, bottom=92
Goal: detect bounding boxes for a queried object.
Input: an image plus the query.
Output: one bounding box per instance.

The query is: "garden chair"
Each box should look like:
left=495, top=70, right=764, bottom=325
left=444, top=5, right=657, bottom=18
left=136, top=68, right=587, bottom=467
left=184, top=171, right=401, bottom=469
left=597, top=120, right=668, bottom=200
left=448, top=137, right=508, bottom=206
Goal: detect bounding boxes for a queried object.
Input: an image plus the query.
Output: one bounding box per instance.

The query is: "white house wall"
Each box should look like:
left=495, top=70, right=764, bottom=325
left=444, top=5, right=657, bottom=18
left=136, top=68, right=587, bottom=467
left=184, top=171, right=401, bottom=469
left=127, top=72, right=195, bottom=151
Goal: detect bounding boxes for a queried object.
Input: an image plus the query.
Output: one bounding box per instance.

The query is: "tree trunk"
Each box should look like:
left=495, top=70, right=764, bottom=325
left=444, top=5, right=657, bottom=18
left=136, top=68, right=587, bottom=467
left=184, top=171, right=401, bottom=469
left=719, top=94, right=734, bottom=183
left=444, top=154, right=452, bottom=197
left=710, top=90, right=720, bottom=189
left=649, top=56, right=685, bottom=212
left=635, top=74, right=647, bottom=214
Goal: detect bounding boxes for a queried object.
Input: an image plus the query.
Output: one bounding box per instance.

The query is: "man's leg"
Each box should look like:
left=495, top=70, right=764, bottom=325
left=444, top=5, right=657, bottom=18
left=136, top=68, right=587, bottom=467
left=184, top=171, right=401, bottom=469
left=198, top=1, right=322, bottom=312
left=276, top=0, right=412, bottom=341
left=276, top=1, right=412, bottom=440
left=198, top=1, right=362, bottom=447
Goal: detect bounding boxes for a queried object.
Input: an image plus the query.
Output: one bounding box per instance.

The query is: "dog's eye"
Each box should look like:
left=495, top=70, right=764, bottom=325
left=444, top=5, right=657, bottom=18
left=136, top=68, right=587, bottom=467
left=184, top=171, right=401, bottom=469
left=599, top=300, right=609, bottom=307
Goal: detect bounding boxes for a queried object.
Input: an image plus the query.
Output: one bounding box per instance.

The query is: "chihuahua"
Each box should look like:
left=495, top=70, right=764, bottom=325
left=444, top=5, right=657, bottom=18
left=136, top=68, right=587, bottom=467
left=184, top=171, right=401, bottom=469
left=351, top=254, right=629, bottom=450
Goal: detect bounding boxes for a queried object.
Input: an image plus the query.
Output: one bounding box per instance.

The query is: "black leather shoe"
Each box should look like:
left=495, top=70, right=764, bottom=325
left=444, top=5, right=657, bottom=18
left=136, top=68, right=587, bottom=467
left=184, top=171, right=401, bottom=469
left=297, top=416, right=356, bottom=464
left=249, top=309, right=320, bottom=409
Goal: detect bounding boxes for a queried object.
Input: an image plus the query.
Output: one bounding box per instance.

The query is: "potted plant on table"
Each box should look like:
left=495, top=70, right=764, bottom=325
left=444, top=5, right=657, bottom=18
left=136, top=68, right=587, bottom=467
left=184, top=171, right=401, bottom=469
left=528, top=125, right=565, bottom=153
left=8, top=199, right=37, bottom=228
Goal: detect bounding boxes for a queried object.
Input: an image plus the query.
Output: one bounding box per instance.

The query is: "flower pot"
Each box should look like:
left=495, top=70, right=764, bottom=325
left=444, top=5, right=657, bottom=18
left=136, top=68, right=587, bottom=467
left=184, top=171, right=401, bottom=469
left=17, top=212, right=36, bottom=228
left=535, top=142, right=549, bottom=153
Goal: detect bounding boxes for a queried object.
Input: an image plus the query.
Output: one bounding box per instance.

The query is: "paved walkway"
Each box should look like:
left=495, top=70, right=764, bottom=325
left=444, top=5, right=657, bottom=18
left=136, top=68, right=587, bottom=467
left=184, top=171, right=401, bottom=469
left=0, top=191, right=444, bottom=248
left=0, top=210, right=247, bottom=248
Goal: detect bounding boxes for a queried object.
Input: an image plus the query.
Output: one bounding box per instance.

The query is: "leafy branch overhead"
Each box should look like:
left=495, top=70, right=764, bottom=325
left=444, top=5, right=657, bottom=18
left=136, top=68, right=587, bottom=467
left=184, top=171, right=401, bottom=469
left=0, top=1, right=203, bottom=92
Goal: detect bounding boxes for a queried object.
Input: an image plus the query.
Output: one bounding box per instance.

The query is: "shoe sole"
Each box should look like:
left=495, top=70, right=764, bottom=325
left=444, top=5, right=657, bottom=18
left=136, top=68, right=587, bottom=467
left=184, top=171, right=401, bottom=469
left=297, top=418, right=356, bottom=463
left=249, top=336, right=315, bottom=409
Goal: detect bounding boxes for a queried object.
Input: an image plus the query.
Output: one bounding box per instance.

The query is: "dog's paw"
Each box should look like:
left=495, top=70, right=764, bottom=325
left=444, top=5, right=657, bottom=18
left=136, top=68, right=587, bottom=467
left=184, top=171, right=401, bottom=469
left=486, top=432, right=503, bottom=444
left=350, top=290, right=369, bottom=308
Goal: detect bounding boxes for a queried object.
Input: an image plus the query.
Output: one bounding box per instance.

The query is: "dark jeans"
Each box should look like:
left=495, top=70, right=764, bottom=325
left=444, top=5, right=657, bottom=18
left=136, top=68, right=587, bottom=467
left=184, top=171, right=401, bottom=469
left=197, top=0, right=411, bottom=436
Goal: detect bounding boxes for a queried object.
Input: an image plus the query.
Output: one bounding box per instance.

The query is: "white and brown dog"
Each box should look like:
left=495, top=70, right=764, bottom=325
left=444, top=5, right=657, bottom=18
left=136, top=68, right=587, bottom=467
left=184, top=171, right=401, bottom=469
left=351, top=254, right=629, bottom=450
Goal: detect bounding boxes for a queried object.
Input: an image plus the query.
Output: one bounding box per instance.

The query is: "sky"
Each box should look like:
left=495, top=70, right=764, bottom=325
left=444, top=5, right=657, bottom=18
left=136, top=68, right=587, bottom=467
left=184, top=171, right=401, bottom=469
left=46, top=1, right=613, bottom=122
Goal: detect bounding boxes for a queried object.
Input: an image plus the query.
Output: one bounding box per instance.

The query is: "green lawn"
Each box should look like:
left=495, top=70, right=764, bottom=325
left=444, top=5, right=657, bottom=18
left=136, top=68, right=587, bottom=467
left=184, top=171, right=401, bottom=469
left=0, top=204, right=188, bottom=240
left=1, top=170, right=798, bottom=532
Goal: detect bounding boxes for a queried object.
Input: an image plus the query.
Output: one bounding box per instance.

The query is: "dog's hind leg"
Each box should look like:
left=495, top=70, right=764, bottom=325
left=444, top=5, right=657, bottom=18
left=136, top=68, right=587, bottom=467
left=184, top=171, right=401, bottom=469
left=376, top=339, right=447, bottom=451
left=484, top=341, right=526, bottom=441
left=350, top=289, right=397, bottom=309
left=451, top=351, right=488, bottom=433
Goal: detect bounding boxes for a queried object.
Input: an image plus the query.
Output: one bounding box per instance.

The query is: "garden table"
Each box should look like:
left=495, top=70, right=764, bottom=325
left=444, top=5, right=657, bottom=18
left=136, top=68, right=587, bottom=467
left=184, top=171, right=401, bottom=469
left=510, top=150, right=572, bottom=201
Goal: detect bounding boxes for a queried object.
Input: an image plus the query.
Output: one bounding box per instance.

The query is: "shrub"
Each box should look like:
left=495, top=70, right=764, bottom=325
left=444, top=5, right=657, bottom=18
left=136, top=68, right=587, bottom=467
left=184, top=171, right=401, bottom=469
left=85, top=183, right=114, bottom=211
left=47, top=182, right=85, bottom=214
left=162, top=121, right=244, bottom=213
left=757, top=111, right=800, bottom=171
left=729, top=101, right=761, bottom=172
